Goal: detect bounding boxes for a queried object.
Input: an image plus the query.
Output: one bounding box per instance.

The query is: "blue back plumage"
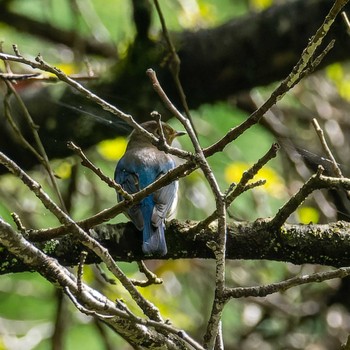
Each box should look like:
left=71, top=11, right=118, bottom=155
left=114, top=121, right=182, bottom=256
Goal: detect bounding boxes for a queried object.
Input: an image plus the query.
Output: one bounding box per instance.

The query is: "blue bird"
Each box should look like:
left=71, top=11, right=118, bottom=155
left=114, top=121, right=185, bottom=256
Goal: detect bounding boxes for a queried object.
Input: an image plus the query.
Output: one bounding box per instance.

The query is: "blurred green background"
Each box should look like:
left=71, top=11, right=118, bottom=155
left=1, top=0, right=350, bottom=349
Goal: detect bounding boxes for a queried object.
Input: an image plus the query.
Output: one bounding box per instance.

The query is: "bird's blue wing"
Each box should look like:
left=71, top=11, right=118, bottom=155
left=114, top=157, right=144, bottom=230
left=151, top=159, right=177, bottom=226
left=115, top=158, right=140, bottom=194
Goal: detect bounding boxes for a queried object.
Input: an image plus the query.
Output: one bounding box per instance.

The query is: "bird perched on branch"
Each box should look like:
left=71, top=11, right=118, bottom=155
left=114, top=121, right=186, bottom=256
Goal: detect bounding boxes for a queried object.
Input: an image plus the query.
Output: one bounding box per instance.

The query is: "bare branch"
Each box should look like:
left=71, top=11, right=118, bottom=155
left=77, top=251, right=88, bottom=293
left=0, top=72, right=40, bottom=80
left=130, top=261, right=163, bottom=287
left=223, top=266, right=350, bottom=299
left=152, top=0, right=197, bottom=135
left=1, top=80, right=68, bottom=212
left=67, top=141, right=132, bottom=199
left=312, top=118, right=343, bottom=178
left=5, top=219, right=350, bottom=271
left=269, top=167, right=324, bottom=228
left=192, top=143, right=279, bottom=233
left=147, top=67, right=227, bottom=349
left=64, top=287, right=115, bottom=319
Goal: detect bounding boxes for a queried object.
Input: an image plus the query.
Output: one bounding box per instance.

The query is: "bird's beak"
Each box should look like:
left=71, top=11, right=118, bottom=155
left=175, top=130, right=187, bottom=137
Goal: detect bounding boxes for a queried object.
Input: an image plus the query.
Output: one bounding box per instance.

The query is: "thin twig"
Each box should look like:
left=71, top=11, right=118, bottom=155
left=312, top=118, right=343, bottom=177
left=0, top=72, right=40, bottom=80
left=227, top=143, right=280, bottom=204
left=269, top=166, right=350, bottom=228
left=77, top=251, right=88, bottom=293
left=130, top=261, right=163, bottom=287
left=223, top=266, right=350, bottom=299
left=151, top=110, right=167, bottom=146
left=11, top=212, right=26, bottom=233
left=64, top=287, right=115, bottom=319
left=67, top=141, right=132, bottom=199
left=270, top=166, right=324, bottom=228
left=2, top=87, right=44, bottom=161
left=309, top=39, right=335, bottom=70
left=312, top=118, right=350, bottom=200
left=152, top=0, right=197, bottom=136
left=341, top=11, right=350, bottom=34
left=94, top=264, right=116, bottom=285
left=192, top=143, right=279, bottom=233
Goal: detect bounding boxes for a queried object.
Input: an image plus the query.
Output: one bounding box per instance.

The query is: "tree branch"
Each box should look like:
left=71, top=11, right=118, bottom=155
left=3, top=219, right=350, bottom=275
left=223, top=266, right=350, bottom=299
left=0, top=218, right=195, bottom=349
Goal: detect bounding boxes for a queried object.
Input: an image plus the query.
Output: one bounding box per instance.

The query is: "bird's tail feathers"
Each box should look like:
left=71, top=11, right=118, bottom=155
left=142, top=222, right=167, bottom=256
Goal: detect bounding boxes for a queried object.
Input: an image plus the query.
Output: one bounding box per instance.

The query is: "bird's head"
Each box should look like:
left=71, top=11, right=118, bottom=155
left=139, top=120, right=186, bottom=145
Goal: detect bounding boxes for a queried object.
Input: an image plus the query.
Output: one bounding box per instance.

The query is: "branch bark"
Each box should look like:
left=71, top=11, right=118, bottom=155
left=2, top=219, right=350, bottom=274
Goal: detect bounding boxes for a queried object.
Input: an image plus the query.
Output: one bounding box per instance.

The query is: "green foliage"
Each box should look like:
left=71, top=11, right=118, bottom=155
left=0, top=274, right=54, bottom=320
left=1, top=0, right=350, bottom=349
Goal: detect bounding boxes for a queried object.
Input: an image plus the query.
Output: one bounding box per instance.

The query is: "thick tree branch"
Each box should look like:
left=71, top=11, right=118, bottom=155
left=3, top=219, right=350, bottom=274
